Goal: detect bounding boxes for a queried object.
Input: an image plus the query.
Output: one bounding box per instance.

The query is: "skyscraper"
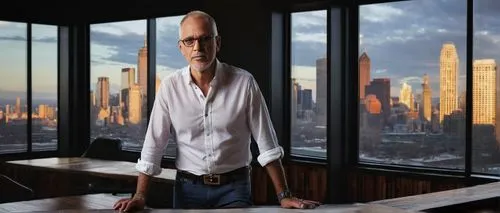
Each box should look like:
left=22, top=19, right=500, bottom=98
left=400, top=82, right=412, bottom=110
left=316, top=57, right=327, bottom=127
left=96, top=77, right=110, bottom=109
left=422, top=74, right=432, bottom=122
left=128, top=84, right=142, bottom=124
left=291, top=78, right=298, bottom=127
left=15, top=97, right=21, bottom=117
left=137, top=35, right=148, bottom=96
left=439, top=42, right=459, bottom=123
left=473, top=59, right=496, bottom=124
left=121, top=68, right=135, bottom=90
left=365, top=78, right=390, bottom=127
left=359, top=51, right=371, bottom=100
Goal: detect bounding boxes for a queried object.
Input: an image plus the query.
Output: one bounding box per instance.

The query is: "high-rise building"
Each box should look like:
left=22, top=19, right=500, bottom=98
left=458, top=90, right=466, bottom=111
left=365, top=78, right=390, bottom=126
left=96, top=77, right=110, bottom=109
left=359, top=51, right=371, bottom=100
left=316, top=57, right=327, bottom=127
left=90, top=91, right=95, bottom=107
left=128, top=84, right=142, bottom=124
left=473, top=59, right=496, bottom=124
left=439, top=42, right=459, bottom=123
left=15, top=97, right=21, bottom=117
left=122, top=68, right=135, bottom=90
left=291, top=78, right=298, bottom=127
left=38, top=104, right=47, bottom=119
left=400, top=82, right=412, bottom=110
left=422, top=74, right=432, bottom=122
left=302, top=89, right=313, bottom=110
left=137, top=35, right=148, bottom=95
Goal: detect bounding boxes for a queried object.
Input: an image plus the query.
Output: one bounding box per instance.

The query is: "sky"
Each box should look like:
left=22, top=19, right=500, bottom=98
left=1, top=0, right=500, bottom=103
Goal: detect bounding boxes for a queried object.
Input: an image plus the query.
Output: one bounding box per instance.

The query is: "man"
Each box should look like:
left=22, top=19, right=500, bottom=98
left=113, top=10, right=321, bottom=211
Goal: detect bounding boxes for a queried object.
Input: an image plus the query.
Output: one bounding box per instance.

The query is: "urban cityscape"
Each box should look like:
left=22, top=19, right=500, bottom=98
left=2, top=1, right=500, bottom=175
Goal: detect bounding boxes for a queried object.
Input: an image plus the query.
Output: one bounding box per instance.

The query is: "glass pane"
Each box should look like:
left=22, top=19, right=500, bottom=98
left=156, top=15, right=184, bottom=157
left=472, top=0, right=500, bottom=174
left=290, top=11, right=327, bottom=158
left=90, top=20, right=148, bottom=152
left=359, top=0, right=466, bottom=169
left=0, top=21, right=27, bottom=154
left=32, top=24, right=58, bottom=152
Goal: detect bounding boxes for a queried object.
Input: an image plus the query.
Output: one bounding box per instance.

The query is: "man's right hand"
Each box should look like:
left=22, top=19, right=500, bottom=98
left=113, top=195, right=146, bottom=212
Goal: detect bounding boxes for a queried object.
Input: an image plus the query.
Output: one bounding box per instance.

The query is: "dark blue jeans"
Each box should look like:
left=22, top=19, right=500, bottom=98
left=173, top=174, right=253, bottom=209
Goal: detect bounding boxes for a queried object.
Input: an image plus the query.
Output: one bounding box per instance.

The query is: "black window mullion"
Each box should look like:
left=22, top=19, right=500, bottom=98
left=27, top=23, right=32, bottom=154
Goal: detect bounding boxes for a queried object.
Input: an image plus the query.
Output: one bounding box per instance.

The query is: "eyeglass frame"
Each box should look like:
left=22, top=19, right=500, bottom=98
left=178, top=35, right=218, bottom=47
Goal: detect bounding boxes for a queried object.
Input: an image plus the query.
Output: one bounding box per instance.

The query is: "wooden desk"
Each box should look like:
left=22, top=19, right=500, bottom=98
left=370, top=181, right=500, bottom=211
left=0, top=195, right=420, bottom=213
left=0, top=194, right=122, bottom=213
left=4, top=157, right=176, bottom=183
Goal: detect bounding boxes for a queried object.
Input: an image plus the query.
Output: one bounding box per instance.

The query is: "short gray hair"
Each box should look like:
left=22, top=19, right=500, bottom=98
left=179, top=10, right=219, bottom=39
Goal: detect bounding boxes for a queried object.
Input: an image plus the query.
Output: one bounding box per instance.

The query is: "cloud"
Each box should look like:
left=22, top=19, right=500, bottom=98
left=292, top=10, right=327, bottom=28
left=293, top=32, right=326, bottom=43
left=400, top=76, right=422, bottom=84
left=360, top=4, right=404, bottom=23
left=92, top=20, right=146, bottom=37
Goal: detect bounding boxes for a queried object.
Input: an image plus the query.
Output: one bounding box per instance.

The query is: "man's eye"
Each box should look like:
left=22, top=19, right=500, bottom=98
left=184, top=39, right=195, bottom=45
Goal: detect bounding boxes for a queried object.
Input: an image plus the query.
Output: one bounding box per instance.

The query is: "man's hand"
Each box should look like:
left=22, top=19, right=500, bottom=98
left=113, top=195, right=146, bottom=212
left=280, top=197, right=322, bottom=209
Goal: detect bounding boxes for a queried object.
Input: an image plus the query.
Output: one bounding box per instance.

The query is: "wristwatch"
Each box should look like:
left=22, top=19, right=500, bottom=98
left=277, top=189, right=293, bottom=203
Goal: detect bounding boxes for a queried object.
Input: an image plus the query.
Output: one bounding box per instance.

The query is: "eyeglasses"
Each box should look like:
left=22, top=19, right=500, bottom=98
left=179, top=35, right=216, bottom=47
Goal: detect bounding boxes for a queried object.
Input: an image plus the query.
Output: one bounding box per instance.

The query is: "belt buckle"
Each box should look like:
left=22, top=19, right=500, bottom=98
left=203, top=174, right=220, bottom=185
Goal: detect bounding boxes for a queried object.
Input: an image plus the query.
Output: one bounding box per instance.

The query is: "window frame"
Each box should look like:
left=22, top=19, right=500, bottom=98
left=0, top=22, right=60, bottom=159
left=284, top=0, right=500, bottom=181
left=86, top=13, right=188, bottom=163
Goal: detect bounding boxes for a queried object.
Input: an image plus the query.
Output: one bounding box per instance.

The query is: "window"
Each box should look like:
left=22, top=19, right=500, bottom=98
left=32, top=24, right=58, bottom=152
left=90, top=20, right=148, bottom=152
left=290, top=11, right=327, bottom=158
left=156, top=15, right=185, bottom=157
left=359, top=0, right=466, bottom=169
left=0, top=21, right=27, bottom=154
left=472, top=0, right=500, bottom=174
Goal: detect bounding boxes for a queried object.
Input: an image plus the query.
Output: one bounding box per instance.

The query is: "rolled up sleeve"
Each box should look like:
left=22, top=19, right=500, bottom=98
left=247, top=77, right=284, bottom=167
left=136, top=79, right=171, bottom=176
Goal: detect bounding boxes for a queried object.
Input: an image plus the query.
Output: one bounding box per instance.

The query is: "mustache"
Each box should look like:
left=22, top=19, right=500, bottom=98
left=191, top=54, right=206, bottom=59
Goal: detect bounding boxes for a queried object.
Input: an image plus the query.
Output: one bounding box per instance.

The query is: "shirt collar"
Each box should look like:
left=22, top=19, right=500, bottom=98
left=183, top=59, right=223, bottom=87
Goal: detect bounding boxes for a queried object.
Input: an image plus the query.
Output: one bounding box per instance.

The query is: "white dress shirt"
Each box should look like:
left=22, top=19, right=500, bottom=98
left=136, top=59, right=284, bottom=176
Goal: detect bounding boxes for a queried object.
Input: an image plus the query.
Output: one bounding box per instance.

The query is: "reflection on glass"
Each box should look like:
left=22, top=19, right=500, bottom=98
left=0, top=21, right=27, bottom=154
left=90, top=20, right=148, bottom=151
left=472, top=0, right=500, bottom=174
left=32, top=24, right=58, bottom=152
left=359, top=0, right=466, bottom=169
left=156, top=15, right=184, bottom=157
left=290, top=11, right=327, bottom=158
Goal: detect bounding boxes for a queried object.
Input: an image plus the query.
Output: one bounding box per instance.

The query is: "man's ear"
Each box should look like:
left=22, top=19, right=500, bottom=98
left=216, top=36, right=221, bottom=52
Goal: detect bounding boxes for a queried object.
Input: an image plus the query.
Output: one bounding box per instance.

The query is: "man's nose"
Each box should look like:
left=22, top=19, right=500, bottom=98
left=193, top=39, right=202, bottom=51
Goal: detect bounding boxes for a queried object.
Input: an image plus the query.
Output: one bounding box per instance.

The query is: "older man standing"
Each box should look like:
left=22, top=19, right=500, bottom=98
left=113, top=10, right=321, bottom=211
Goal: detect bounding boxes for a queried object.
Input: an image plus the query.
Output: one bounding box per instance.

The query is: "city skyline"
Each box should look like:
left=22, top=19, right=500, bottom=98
left=1, top=1, right=500, bottom=99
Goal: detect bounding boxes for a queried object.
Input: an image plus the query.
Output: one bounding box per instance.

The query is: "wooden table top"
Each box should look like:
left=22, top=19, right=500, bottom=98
left=0, top=194, right=122, bottom=213
left=4, top=157, right=176, bottom=183
left=370, top=181, right=500, bottom=211
left=0, top=194, right=421, bottom=213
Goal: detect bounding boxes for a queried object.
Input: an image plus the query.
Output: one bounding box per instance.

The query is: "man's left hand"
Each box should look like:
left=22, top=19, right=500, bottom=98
left=280, top=197, right=322, bottom=209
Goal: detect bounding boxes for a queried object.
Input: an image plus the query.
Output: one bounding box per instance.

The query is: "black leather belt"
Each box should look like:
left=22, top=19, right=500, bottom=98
left=177, top=166, right=250, bottom=185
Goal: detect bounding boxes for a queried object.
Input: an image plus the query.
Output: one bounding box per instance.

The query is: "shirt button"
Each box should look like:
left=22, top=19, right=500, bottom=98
left=206, top=132, right=210, bottom=136
left=205, top=114, right=208, bottom=117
